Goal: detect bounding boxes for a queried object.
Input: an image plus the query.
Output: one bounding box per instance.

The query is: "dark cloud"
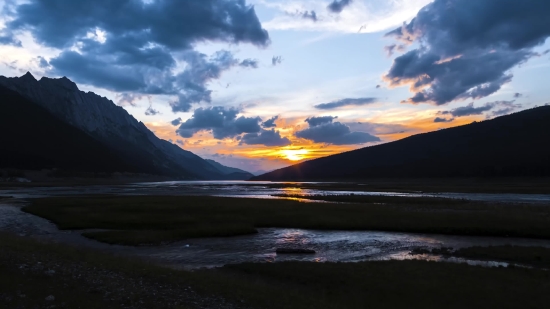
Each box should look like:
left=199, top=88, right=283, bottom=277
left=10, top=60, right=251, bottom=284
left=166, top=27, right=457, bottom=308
left=376, top=85, right=381, bottom=89
left=434, top=117, right=454, bottom=123
left=514, top=92, right=523, bottom=98
left=327, top=0, right=352, bottom=13
left=262, top=116, right=278, bottom=128
left=241, top=129, right=291, bottom=146
left=314, top=97, right=377, bottom=110
left=305, top=116, right=338, bottom=127
left=176, top=140, right=184, bottom=146
left=239, top=59, right=259, bottom=68
left=36, top=56, right=49, bottom=68
left=296, top=123, right=380, bottom=145
left=272, top=56, right=283, bottom=66
left=0, top=29, right=21, bottom=46
left=345, top=122, right=412, bottom=135
left=490, top=101, right=523, bottom=117
left=302, top=11, right=317, bottom=22
left=384, top=0, right=550, bottom=105
left=3, top=0, right=269, bottom=112
left=171, top=118, right=182, bottom=126
left=176, top=106, right=261, bottom=139
left=297, top=116, right=380, bottom=145
left=116, top=93, right=142, bottom=107
left=145, top=106, right=160, bottom=116
left=169, top=50, right=244, bottom=112
left=384, top=44, right=406, bottom=57
left=439, top=101, right=521, bottom=117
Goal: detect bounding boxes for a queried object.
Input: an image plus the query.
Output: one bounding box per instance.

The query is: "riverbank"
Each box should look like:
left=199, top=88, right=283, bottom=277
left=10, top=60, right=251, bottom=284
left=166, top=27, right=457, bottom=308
left=3, top=232, right=550, bottom=309
left=0, top=232, right=246, bottom=309
left=23, top=195, right=550, bottom=245
left=2, top=177, right=550, bottom=194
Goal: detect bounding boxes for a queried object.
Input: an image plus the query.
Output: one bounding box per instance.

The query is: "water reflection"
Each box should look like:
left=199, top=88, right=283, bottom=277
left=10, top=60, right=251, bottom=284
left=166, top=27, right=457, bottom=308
left=134, top=228, right=550, bottom=269
left=276, top=229, right=312, bottom=246
left=1, top=180, right=550, bottom=204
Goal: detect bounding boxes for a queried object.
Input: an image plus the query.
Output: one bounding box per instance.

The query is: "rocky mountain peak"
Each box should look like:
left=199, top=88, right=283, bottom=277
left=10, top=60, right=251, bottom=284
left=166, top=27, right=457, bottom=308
left=39, top=76, right=79, bottom=92
left=21, top=71, right=37, bottom=82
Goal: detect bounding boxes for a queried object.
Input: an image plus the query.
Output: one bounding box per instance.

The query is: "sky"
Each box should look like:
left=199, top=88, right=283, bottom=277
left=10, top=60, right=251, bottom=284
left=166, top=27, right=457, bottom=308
left=1, top=0, right=549, bottom=174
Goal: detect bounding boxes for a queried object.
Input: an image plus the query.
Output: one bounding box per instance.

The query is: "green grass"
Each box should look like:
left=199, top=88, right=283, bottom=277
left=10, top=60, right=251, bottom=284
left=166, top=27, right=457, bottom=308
left=3, top=232, right=550, bottom=309
left=23, top=195, right=550, bottom=245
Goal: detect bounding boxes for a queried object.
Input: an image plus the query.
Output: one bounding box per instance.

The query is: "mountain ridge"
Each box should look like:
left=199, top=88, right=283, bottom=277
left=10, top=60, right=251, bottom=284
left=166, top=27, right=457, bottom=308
left=252, top=106, right=550, bottom=181
left=0, top=73, right=252, bottom=180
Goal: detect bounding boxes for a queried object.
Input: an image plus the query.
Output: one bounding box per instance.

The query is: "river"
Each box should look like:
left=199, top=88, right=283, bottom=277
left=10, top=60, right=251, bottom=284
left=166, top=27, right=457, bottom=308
left=1, top=181, right=550, bottom=269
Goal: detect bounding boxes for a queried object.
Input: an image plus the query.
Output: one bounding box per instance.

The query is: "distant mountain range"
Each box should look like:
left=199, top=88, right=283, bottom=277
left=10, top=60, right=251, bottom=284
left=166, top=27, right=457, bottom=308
left=252, top=106, right=550, bottom=181
left=0, top=73, right=253, bottom=180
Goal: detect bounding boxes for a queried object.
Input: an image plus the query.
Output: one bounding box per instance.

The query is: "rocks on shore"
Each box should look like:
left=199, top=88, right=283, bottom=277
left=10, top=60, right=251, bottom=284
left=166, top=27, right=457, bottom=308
left=276, top=248, right=316, bottom=254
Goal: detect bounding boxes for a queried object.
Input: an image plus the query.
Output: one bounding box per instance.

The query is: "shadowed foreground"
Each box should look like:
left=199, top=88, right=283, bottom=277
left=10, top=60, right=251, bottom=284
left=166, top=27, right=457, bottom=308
left=2, top=233, right=550, bottom=309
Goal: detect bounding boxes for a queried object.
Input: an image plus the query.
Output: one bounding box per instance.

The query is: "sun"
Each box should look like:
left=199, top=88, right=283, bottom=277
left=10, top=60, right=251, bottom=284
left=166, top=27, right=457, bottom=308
left=280, top=149, right=309, bottom=161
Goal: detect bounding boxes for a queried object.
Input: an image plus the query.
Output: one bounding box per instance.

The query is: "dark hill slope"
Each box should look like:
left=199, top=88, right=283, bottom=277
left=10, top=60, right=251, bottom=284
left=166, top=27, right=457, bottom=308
left=252, top=106, right=550, bottom=181
left=0, top=85, right=151, bottom=174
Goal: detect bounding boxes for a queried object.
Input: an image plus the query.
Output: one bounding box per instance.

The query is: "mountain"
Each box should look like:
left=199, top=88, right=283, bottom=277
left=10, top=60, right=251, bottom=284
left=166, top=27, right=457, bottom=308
left=0, top=73, right=249, bottom=180
left=252, top=106, right=550, bottom=181
left=0, top=85, right=141, bottom=175
left=205, top=160, right=254, bottom=180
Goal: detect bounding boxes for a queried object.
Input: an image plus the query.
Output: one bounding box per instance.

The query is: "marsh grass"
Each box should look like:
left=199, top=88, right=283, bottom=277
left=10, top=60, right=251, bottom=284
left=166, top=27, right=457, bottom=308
left=273, top=193, right=467, bottom=204
left=23, top=195, right=550, bottom=245
left=196, top=260, right=550, bottom=309
left=451, top=245, right=550, bottom=268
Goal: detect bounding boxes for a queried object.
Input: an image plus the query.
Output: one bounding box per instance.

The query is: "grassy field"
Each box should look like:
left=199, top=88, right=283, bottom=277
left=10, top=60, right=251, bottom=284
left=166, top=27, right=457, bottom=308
left=23, top=195, right=550, bottom=245
left=200, top=260, right=550, bottom=309
left=2, top=232, right=550, bottom=309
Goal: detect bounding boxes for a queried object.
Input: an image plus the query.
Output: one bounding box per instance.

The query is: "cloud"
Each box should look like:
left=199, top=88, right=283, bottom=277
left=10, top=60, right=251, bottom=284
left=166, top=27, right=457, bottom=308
left=327, top=0, right=352, bottom=13
left=145, top=106, right=160, bottom=116
left=297, top=116, right=380, bottom=145
left=262, top=0, right=432, bottom=34
left=36, top=56, right=49, bottom=68
left=314, top=97, right=377, bottom=110
left=272, top=56, right=283, bottom=66
left=176, top=106, right=261, bottom=139
left=116, top=93, right=142, bottom=107
left=384, top=0, right=550, bottom=105
left=384, top=44, right=406, bottom=57
left=241, top=129, right=291, bottom=146
left=434, top=117, right=454, bottom=123
left=490, top=101, right=523, bottom=117
left=176, top=140, right=184, bottom=146
left=2, top=0, right=269, bottom=112
left=439, top=100, right=521, bottom=117
left=345, top=122, right=412, bottom=135
left=302, top=11, right=317, bottom=22
left=262, top=116, right=278, bottom=128
left=171, top=118, right=182, bottom=126
left=514, top=92, right=523, bottom=98
left=305, top=116, right=338, bottom=127
left=239, top=59, right=259, bottom=69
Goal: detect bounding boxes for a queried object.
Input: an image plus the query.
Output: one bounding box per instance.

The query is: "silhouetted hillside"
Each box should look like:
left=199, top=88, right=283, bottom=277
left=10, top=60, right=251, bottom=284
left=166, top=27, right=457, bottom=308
left=0, top=73, right=255, bottom=180
left=252, top=106, right=550, bottom=181
left=0, top=85, right=144, bottom=174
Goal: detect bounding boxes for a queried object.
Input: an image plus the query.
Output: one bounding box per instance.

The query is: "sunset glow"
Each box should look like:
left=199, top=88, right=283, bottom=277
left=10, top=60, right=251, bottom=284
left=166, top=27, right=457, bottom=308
left=1, top=0, right=548, bottom=175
